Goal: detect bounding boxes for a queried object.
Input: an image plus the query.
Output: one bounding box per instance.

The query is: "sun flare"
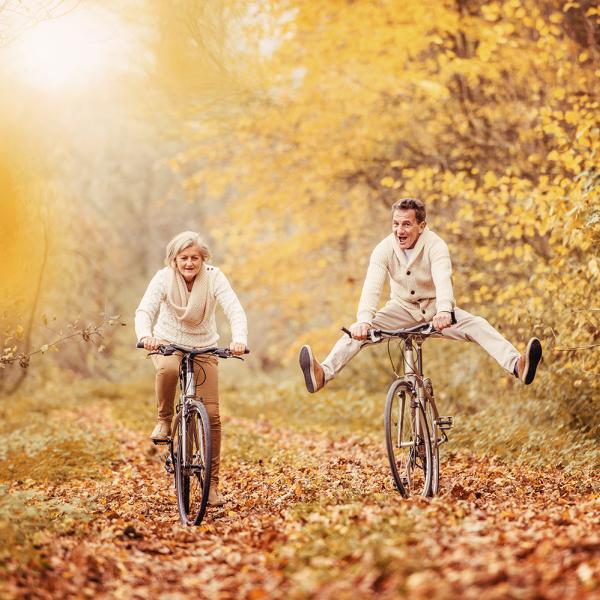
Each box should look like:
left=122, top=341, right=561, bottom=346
left=9, top=8, right=126, bottom=89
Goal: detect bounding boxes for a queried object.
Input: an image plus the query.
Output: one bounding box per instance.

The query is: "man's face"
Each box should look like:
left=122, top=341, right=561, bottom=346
left=392, top=209, right=426, bottom=249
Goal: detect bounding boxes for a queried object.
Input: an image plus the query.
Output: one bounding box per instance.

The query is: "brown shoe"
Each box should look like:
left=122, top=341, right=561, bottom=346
left=516, top=338, right=542, bottom=385
left=299, top=345, right=325, bottom=393
left=208, top=487, right=225, bottom=506
left=150, top=419, right=172, bottom=442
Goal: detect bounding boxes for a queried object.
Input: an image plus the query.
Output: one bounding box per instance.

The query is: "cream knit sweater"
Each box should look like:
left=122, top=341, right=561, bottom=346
left=356, top=227, right=455, bottom=324
left=135, top=266, right=248, bottom=348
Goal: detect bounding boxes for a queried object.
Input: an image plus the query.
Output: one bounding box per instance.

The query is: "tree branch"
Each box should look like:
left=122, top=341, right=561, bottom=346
left=0, top=316, right=126, bottom=372
left=554, top=343, right=600, bottom=352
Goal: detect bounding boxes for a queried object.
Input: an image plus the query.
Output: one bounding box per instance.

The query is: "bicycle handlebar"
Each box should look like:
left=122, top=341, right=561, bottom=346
left=136, top=342, right=250, bottom=359
left=342, top=311, right=457, bottom=341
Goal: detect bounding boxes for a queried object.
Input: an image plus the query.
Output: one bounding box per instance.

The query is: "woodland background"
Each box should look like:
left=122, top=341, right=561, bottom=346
left=0, top=0, right=598, bottom=598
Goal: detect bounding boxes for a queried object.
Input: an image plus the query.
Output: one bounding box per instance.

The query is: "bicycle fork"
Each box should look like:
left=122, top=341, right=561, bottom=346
left=168, top=357, right=197, bottom=476
left=402, top=340, right=425, bottom=456
left=181, top=358, right=197, bottom=470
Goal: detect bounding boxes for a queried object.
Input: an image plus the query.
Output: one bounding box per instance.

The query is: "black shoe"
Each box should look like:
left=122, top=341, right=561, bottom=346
left=299, top=345, right=325, bottom=393
left=517, top=338, right=542, bottom=385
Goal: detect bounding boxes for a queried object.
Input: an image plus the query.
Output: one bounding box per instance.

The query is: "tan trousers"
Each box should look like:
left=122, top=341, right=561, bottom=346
left=321, top=302, right=520, bottom=381
left=151, top=354, right=221, bottom=484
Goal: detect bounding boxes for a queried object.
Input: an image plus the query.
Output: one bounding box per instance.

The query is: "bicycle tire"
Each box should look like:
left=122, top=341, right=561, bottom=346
left=173, top=402, right=212, bottom=526
left=384, top=380, right=433, bottom=498
left=424, top=394, right=440, bottom=497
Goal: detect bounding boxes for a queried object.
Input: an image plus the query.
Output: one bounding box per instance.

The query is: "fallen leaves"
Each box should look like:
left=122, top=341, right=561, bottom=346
left=0, top=384, right=599, bottom=599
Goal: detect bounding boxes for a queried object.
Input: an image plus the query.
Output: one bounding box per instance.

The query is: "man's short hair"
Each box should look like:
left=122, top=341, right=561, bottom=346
left=391, top=198, right=426, bottom=223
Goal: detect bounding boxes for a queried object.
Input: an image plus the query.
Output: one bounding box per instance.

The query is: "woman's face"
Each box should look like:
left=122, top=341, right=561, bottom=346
left=175, top=244, right=203, bottom=282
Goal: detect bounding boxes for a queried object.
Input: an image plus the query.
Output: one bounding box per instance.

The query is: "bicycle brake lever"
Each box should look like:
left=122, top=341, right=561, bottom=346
left=367, top=330, right=382, bottom=342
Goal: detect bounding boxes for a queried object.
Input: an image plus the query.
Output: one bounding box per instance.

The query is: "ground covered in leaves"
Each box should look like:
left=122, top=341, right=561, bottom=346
left=1, top=376, right=599, bottom=599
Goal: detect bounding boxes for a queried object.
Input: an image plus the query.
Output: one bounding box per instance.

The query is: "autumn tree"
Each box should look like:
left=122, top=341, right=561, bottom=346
left=169, top=0, right=598, bottom=425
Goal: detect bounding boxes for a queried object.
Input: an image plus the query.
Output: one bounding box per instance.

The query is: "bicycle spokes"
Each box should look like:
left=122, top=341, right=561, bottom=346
left=385, top=382, right=433, bottom=497
left=174, top=404, right=212, bottom=525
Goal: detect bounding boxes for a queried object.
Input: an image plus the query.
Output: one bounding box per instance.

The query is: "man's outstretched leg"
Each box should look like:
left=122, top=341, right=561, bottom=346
left=299, top=301, right=418, bottom=393
left=441, top=308, right=542, bottom=385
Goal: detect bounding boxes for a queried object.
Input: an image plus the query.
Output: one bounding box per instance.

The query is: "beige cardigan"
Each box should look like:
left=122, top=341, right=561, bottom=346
left=356, top=227, right=455, bottom=324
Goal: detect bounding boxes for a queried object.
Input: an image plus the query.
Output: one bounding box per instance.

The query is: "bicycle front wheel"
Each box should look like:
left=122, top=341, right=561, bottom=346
left=173, top=402, right=212, bottom=526
left=385, top=380, right=433, bottom=498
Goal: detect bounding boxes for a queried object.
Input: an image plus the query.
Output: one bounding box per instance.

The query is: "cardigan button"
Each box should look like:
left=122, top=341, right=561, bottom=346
left=410, top=290, right=415, bottom=295
left=406, top=270, right=411, bottom=275
left=422, top=309, right=426, bottom=314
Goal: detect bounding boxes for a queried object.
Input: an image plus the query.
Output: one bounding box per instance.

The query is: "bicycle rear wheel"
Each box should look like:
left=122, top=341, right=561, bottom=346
left=385, top=380, right=433, bottom=497
left=424, top=397, right=440, bottom=497
left=173, top=402, right=212, bottom=526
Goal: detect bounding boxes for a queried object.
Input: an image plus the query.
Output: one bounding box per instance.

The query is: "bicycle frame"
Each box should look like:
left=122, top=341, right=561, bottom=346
left=398, top=336, right=446, bottom=449
left=402, top=338, right=440, bottom=416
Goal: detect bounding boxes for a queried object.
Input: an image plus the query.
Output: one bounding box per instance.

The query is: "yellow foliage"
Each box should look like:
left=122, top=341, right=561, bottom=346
left=170, top=0, right=599, bottom=426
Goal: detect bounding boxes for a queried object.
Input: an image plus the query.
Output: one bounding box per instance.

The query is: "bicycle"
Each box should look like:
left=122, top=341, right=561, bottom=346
left=137, top=342, right=248, bottom=525
left=343, top=317, right=455, bottom=498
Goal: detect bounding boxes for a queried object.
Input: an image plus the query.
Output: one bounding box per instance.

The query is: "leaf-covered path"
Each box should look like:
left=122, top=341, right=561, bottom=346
left=3, top=398, right=599, bottom=600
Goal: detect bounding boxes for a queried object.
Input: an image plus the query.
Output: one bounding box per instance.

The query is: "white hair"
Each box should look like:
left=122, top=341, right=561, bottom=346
left=164, top=231, right=211, bottom=267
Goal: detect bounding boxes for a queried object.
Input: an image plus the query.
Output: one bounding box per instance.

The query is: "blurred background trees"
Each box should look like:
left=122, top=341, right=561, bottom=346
left=0, top=0, right=598, bottom=447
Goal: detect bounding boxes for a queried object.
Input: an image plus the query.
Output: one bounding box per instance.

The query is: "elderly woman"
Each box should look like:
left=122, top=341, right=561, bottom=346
left=135, top=231, right=247, bottom=506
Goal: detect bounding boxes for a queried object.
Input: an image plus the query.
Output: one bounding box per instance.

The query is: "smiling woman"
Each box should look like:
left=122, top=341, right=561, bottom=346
left=6, top=7, right=129, bottom=90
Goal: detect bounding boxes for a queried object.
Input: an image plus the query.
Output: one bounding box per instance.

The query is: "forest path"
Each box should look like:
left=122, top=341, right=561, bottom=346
left=3, top=397, right=599, bottom=599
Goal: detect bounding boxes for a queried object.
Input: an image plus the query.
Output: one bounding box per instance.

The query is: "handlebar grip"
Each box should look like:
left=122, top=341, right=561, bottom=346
left=341, top=327, right=352, bottom=337
left=136, top=342, right=145, bottom=349
left=451, top=310, right=457, bottom=325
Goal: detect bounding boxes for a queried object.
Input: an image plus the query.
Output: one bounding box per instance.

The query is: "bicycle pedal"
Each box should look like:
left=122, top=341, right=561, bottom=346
left=436, top=416, right=453, bottom=430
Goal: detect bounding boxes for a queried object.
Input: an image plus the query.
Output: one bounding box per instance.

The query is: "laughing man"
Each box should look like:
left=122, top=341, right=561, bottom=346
left=299, top=197, right=542, bottom=392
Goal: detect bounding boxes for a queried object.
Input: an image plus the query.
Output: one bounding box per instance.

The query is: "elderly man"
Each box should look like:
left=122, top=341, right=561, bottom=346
left=299, top=197, right=542, bottom=392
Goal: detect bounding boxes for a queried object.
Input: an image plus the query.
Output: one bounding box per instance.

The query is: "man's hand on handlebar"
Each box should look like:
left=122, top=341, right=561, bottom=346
left=349, top=322, right=371, bottom=340
left=432, top=311, right=453, bottom=331
left=229, top=342, right=247, bottom=356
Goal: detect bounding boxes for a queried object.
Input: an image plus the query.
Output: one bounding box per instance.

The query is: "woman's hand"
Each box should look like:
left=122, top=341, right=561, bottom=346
left=229, top=342, right=246, bottom=356
left=141, top=337, right=167, bottom=351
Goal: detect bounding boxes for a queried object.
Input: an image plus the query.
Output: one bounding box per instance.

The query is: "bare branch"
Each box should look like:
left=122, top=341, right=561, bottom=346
left=0, top=0, right=83, bottom=47
left=0, top=316, right=126, bottom=372
left=554, top=343, right=600, bottom=352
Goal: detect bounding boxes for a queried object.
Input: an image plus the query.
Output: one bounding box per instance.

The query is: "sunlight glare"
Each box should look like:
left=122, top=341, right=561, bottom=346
left=10, top=9, right=126, bottom=90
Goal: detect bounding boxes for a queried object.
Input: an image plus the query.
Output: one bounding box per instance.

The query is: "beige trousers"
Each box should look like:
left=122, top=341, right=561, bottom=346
left=321, top=302, right=520, bottom=381
left=151, top=354, right=221, bottom=484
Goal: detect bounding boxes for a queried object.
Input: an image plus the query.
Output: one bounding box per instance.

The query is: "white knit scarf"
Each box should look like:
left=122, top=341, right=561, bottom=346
left=166, top=264, right=213, bottom=327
